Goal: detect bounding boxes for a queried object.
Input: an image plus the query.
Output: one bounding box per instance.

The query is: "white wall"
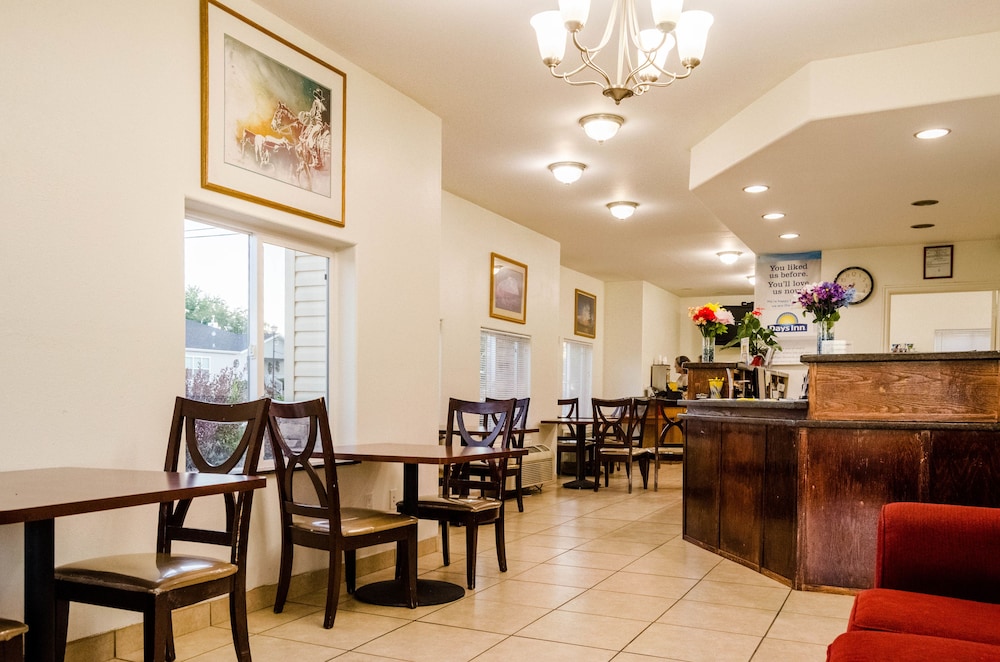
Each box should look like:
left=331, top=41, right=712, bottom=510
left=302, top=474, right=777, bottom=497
left=439, top=192, right=561, bottom=431
left=604, top=282, right=684, bottom=397
left=0, top=0, right=441, bottom=639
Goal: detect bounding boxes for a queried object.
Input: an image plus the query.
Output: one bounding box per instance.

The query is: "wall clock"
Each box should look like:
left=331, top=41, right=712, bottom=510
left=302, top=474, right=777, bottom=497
left=835, top=266, right=874, bottom=304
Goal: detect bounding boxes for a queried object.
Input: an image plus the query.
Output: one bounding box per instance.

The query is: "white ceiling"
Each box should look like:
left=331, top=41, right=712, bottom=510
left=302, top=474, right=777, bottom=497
left=253, top=0, right=1000, bottom=297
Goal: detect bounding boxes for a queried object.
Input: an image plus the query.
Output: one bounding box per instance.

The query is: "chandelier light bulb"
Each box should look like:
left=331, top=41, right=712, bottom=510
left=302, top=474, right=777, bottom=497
left=548, top=161, right=587, bottom=184
left=580, top=114, right=624, bottom=142
left=607, top=201, right=638, bottom=220
left=717, top=251, right=742, bottom=265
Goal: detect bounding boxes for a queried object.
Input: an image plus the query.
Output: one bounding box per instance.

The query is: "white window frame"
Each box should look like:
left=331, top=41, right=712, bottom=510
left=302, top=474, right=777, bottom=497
left=479, top=328, right=531, bottom=400
left=562, top=339, right=593, bottom=416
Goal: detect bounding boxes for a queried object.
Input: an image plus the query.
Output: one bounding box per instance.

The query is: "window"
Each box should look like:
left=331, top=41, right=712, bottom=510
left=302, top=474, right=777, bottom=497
left=562, top=340, right=593, bottom=416
left=479, top=329, right=531, bottom=400
left=184, top=219, right=329, bottom=406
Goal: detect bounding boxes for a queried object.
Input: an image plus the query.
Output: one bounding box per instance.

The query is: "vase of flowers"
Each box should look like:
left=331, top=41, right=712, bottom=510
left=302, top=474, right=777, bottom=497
left=724, top=308, right=782, bottom=365
left=688, top=303, right=735, bottom=363
left=796, top=282, right=855, bottom=354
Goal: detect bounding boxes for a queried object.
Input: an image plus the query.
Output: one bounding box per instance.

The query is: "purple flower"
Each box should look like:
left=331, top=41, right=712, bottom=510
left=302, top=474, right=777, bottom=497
left=797, top=281, right=855, bottom=323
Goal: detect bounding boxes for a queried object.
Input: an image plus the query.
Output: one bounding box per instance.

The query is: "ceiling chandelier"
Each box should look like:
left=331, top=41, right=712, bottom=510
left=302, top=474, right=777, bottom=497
left=530, top=0, right=713, bottom=104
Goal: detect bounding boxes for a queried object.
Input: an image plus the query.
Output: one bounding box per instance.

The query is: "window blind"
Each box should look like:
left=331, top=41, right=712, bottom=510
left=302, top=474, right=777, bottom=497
left=480, top=329, right=531, bottom=400
left=562, top=339, right=593, bottom=416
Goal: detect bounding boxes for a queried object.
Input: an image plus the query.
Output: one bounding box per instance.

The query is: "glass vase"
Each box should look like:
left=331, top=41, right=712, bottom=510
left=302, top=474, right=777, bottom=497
left=817, top=319, right=835, bottom=354
left=701, top=334, right=715, bottom=363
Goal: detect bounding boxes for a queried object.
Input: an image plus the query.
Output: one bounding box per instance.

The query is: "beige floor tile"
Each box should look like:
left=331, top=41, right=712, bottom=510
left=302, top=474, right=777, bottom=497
left=658, top=600, right=777, bottom=636
left=264, top=609, right=410, bottom=650
left=119, top=626, right=233, bottom=662
left=683, top=580, right=790, bottom=611
left=186, top=634, right=344, bottom=661
left=702, top=561, right=791, bottom=588
left=624, top=623, right=761, bottom=662
left=765, top=612, right=849, bottom=646
left=500, top=540, right=571, bottom=563
left=611, top=653, right=686, bottom=662
left=547, top=549, right=639, bottom=571
left=336, top=595, right=447, bottom=621
left=333, top=653, right=410, bottom=662
left=516, top=610, right=650, bottom=651
left=751, top=637, right=830, bottom=662
left=469, top=579, right=584, bottom=608
left=247, top=601, right=324, bottom=633
left=621, top=553, right=721, bottom=580
left=509, top=561, right=615, bottom=588
left=418, top=597, right=549, bottom=634
left=355, top=621, right=505, bottom=662
left=573, top=538, right=660, bottom=556
left=780, top=590, right=856, bottom=619
left=559, top=588, right=676, bottom=622
left=513, top=532, right=588, bottom=549
left=592, top=571, right=699, bottom=599
left=472, top=635, right=616, bottom=662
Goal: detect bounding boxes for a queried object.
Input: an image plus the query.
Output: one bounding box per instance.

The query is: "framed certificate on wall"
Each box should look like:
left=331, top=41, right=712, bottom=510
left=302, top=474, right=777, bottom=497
left=923, top=245, right=953, bottom=279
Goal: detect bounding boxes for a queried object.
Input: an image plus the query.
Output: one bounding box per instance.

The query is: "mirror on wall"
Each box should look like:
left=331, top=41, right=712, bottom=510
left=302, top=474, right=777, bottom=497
left=888, top=289, right=998, bottom=352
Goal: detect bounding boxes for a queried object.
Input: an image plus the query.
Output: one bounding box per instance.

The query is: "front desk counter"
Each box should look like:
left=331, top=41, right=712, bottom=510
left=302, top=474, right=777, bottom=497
left=681, top=350, right=1000, bottom=594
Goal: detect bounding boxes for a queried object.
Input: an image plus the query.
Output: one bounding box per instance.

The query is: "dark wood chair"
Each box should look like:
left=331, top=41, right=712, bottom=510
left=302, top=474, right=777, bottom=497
left=556, top=397, right=591, bottom=477
left=483, top=397, right=530, bottom=511
left=0, top=619, right=27, bottom=662
left=412, top=397, right=515, bottom=589
left=651, top=397, right=685, bottom=490
left=266, top=398, right=418, bottom=628
left=53, top=397, right=270, bottom=662
left=593, top=397, right=651, bottom=493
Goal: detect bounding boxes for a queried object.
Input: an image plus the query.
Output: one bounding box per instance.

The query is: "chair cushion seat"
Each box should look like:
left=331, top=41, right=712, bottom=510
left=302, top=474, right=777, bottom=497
left=848, top=588, right=1000, bottom=646
left=55, top=553, right=236, bottom=595
left=0, top=618, right=27, bottom=642
left=599, top=447, right=651, bottom=457
left=292, top=508, right=417, bottom=537
left=827, top=631, right=1000, bottom=662
left=415, top=495, right=503, bottom=513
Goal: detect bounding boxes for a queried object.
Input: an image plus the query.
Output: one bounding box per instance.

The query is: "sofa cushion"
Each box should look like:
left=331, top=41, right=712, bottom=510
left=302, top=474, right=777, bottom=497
left=828, top=631, right=1000, bottom=662
left=849, top=588, right=1000, bottom=646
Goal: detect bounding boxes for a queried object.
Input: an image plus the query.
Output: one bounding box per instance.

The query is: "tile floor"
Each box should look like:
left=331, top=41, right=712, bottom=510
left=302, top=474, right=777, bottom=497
left=117, top=464, right=854, bottom=661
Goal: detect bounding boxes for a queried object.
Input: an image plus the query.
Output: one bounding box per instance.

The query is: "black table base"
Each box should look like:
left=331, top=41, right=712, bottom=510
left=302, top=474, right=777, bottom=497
left=353, top=578, right=464, bottom=607
left=562, top=478, right=596, bottom=489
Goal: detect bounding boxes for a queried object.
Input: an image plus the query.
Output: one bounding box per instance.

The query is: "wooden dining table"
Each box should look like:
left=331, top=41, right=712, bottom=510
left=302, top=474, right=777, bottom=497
left=0, top=467, right=266, bottom=662
left=540, top=417, right=598, bottom=490
left=333, top=442, right=527, bottom=606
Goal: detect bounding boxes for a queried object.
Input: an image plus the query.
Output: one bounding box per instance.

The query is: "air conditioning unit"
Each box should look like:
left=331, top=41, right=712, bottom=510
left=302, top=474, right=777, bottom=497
left=515, top=444, right=554, bottom=489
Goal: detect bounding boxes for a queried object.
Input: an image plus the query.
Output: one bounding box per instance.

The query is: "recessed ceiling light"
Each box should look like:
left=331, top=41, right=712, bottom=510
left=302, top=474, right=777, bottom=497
left=911, top=199, right=939, bottom=206
left=606, top=201, right=638, bottom=220
left=743, top=185, right=769, bottom=193
left=910, top=223, right=936, bottom=229
left=762, top=212, right=785, bottom=220
left=779, top=232, right=799, bottom=239
left=547, top=161, right=587, bottom=184
left=717, top=250, right=742, bottom=264
left=914, top=128, right=951, bottom=140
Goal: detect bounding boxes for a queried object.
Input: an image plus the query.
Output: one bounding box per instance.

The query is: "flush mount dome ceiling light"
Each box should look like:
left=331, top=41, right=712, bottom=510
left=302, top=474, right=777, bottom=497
left=530, top=0, right=714, bottom=104
left=580, top=113, right=624, bottom=142
left=607, top=201, right=638, bottom=219
left=548, top=161, right=587, bottom=184
left=743, top=184, right=769, bottom=193
left=914, top=128, right=951, bottom=140
left=717, top=250, right=742, bottom=264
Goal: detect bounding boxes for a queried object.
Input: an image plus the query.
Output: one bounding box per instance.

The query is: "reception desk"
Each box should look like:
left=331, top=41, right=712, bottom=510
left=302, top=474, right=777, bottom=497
left=682, top=351, right=1000, bottom=593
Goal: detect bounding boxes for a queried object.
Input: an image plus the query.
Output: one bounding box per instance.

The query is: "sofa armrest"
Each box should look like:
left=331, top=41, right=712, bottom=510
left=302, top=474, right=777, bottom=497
left=876, top=502, right=1000, bottom=603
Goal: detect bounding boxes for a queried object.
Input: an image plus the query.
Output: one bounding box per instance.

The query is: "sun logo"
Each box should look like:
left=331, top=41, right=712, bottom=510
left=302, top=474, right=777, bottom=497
left=776, top=312, right=799, bottom=325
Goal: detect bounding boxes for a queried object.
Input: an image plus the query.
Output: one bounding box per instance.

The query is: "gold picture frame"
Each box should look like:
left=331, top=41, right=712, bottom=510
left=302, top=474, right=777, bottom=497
left=201, top=0, right=346, bottom=226
left=489, top=253, right=527, bottom=324
left=574, top=289, right=597, bottom=338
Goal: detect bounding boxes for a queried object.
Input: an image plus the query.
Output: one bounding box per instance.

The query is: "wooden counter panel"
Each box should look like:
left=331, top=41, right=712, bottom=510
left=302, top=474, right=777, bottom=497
left=719, top=422, right=765, bottom=565
left=800, top=427, right=924, bottom=590
left=762, top=425, right=798, bottom=581
left=809, top=359, right=999, bottom=422
left=683, top=418, right=721, bottom=547
left=929, top=429, right=1000, bottom=506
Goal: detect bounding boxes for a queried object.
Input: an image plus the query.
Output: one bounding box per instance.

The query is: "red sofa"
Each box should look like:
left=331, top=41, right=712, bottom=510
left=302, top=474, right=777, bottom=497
left=827, top=502, right=1000, bottom=661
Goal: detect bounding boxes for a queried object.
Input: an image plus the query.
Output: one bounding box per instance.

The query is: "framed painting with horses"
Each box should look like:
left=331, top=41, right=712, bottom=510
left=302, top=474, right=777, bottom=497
left=201, top=0, right=346, bottom=226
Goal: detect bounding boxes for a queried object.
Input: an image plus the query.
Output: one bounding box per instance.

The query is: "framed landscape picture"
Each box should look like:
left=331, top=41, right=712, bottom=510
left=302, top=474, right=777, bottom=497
left=201, top=0, right=346, bottom=226
left=489, top=252, right=527, bottom=324
left=574, top=289, right=597, bottom=338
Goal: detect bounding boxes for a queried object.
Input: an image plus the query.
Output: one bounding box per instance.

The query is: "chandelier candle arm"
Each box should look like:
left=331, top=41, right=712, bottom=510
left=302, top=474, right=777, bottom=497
left=530, top=0, right=712, bottom=104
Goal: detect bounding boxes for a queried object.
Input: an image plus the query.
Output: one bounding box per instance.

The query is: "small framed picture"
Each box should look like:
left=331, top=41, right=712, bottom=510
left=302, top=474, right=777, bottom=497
left=923, top=244, right=953, bottom=279
left=489, top=253, right=527, bottom=324
left=574, top=289, right=597, bottom=338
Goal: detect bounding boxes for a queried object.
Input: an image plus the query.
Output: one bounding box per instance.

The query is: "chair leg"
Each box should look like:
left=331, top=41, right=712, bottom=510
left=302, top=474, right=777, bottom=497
left=625, top=458, right=633, bottom=494
left=654, top=454, right=659, bottom=491
left=229, top=583, right=252, bottom=662
left=345, top=549, right=357, bottom=593
left=441, top=521, right=451, bottom=565
left=464, top=523, right=480, bottom=589
left=324, top=548, right=343, bottom=629
left=494, top=517, right=508, bottom=575
left=164, top=613, right=175, bottom=662
left=146, top=602, right=169, bottom=662
left=639, top=457, right=650, bottom=489
left=273, top=536, right=294, bottom=614
left=515, top=468, right=524, bottom=512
